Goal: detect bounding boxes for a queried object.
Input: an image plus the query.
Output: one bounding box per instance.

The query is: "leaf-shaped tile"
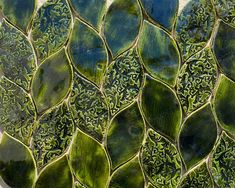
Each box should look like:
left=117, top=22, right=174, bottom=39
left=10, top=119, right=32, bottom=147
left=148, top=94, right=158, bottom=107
left=179, top=162, right=213, bottom=188
left=141, top=76, right=182, bottom=140
left=214, top=21, right=235, bottom=80
left=0, top=0, right=35, bottom=32
left=74, top=181, right=86, bottom=188
left=176, top=0, right=216, bottom=60
left=139, top=0, right=178, bottom=30
left=31, top=0, right=72, bottom=61
left=109, top=157, right=145, bottom=188
left=0, top=19, right=36, bottom=91
left=177, top=48, right=217, bottom=114
left=35, top=155, right=73, bottom=188
left=0, top=77, right=36, bottom=144
left=103, top=49, right=144, bottom=116
left=107, top=102, right=145, bottom=169
left=141, top=129, right=182, bottom=187
left=68, top=72, right=108, bottom=142
left=147, top=183, right=155, bottom=188
left=32, top=103, right=74, bottom=168
left=68, top=19, right=108, bottom=86
left=0, top=132, right=36, bottom=188
left=32, top=49, right=72, bottom=114
left=179, top=104, right=217, bottom=169
left=103, top=0, right=142, bottom=57
left=138, top=21, right=180, bottom=86
left=69, top=129, right=110, bottom=188
left=69, top=0, right=106, bottom=30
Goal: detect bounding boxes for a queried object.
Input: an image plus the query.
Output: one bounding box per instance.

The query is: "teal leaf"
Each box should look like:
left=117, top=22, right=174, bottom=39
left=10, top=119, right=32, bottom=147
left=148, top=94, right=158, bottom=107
left=0, top=132, right=37, bottom=188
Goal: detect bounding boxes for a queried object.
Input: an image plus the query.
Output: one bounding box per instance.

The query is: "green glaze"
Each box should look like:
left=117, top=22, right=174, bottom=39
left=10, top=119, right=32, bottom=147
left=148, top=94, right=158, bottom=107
left=109, top=157, right=145, bottom=188
left=68, top=72, right=108, bottom=142
left=210, top=132, right=235, bottom=188
left=68, top=19, right=107, bottom=86
left=147, top=183, right=155, bottom=188
left=35, top=155, right=73, bottom=188
left=0, top=132, right=36, bottom=188
left=179, top=104, right=217, bottom=169
left=0, top=0, right=35, bottom=32
left=69, top=129, right=110, bottom=188
left=0, top=19, right=36, bottom=91
left=32, top=0, right=72, bottom=61
left=32, top=49, right=72, bottom=114
left=138, top=21, right=180, bottom=86
left=103, top=0, right=142, bottom=57
left=141, top=129, right=181, bottom=187
left=141, top=76, right=182, bottom=140
left=214, top=75, right=235, bottom=135
left=107, top=103, right=145, bottom=169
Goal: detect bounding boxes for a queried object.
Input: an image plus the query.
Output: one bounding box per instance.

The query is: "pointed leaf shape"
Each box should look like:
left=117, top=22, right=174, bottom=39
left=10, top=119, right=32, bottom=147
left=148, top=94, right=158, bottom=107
left=139, top=0, right=178, bottom=30
left=210, top=132, right=235, bottom=188
left=107, top=103, right=145, bottom=169
left=109, top=157, right=145, bottom=188
left=32, top=49, right=72, bottom=113
left=103, top=49, right=144, bottom=116
left=141, top=76, right=182, bottom=140
left=179, top=104, right=217, bottom=168
left=33, top=103, right=74, bottom=168
left=35, top=155, right=73, bottom=188
left=179, top=162, right=213, bottom=188
left=0, top=132, right=36, bottom=188
left=177, top=48, right=217, bottom=114
left=103, top=0, right=141, bottom=57
left=68, top=19, right=108, bottom=86
left=0, top=77, right=36, bottom=144
left=0, top=19, right=36, bottom=90
left=69, top=0, right=106, bottom=29
left=214, top=21, right=235, bottom=80
left=141, top=129, right=181, bottom=187
left=176, top=0, right=216, bottom=60
left=68, top=73, right=108, bottom=142
left=69, top=129, right=110, bottom=188
left=31, top=0, right=72, bottom=61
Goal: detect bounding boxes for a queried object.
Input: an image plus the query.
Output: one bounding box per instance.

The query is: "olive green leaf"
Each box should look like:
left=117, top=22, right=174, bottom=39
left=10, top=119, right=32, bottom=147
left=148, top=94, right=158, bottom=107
left=31, top=0, right=72, bottom=61
left=107, top=102, right=145, bottom=169
left=69, top=129, right=110, bottom=188
left=68, top=19, right=108, bottom=86
left=32, top=48, right=72, bottom=114
left=141, top=129, right=182, bottom=188
left=35, top=155, right=73, bottom=188
left=179, top=104, right=217, bottom=169
left=103, top=0, right=142, bottom=58
left=0, top=132, right=37, bottom=188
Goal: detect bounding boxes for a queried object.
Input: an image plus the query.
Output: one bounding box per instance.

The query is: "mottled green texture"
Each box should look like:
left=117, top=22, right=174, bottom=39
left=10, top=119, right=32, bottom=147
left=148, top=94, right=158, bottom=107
left=176, top=0, right=216, bottom=60
left=35, top=155, right=73, bottom=188
left=32, top=0, right=72, bottom=61
left=179, top=104, right=217, bottom=168
left=141, top=129, right=181, bottom=187
left=68, top=19, right=107, bottom=86
left=107, top=103, right=145, bottom=169
left=214, top=75, right=235, bottom=135
left=70, top=129, right=110, bottom=188
left=0, top=77, right=35, bottom=144
left=0, top=132, right=36, bottom=188
left=210, top=132, right=235, bottom=188
left=32, top=49, right=72, bottom=114
left=177, top=48, right=217, bottom=114
left=103, top=0, right=141, bottom=57
left=141, top=76, right=181, bottom=140
left=68, top=73, right=108, bottom=142
left=0, top=19, right=36, bottom=90
left=109, top=157, right=145, bottom=188
left=138, top=21, right=179, bottom=86
left=0, top=0, right=35, bottom=32
left=103, top=49, right=144, bottom=116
